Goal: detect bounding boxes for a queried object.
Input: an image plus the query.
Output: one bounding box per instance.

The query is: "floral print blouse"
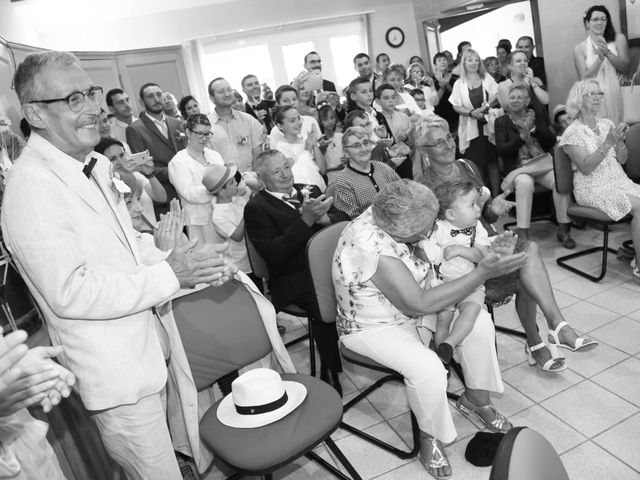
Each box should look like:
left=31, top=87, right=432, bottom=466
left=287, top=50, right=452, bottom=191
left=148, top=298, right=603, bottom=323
left=332, top=208, right=436, bottom=336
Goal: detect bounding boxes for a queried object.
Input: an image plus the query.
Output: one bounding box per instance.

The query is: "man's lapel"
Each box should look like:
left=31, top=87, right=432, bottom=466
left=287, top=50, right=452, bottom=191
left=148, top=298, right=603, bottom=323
left=140, top=112, right=174, bottom=150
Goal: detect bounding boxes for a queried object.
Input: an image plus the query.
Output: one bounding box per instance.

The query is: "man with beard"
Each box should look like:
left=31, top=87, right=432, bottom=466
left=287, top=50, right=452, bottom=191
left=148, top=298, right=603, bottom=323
left=303, top=51, right=337, bottom=92
left=126, top=82, right=186, bottom=216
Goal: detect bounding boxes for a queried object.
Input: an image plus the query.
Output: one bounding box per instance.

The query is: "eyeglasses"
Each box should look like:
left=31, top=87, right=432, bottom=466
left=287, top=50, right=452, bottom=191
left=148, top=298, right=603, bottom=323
left=188, top=129, right=213, bottom=139
left=422, top=133, right=454, bottom=148
left=31, top=86, right=103, bottom=112
left=344, top=139, right=375, bottom=150
left=584, top=91, right=605, bottom=99
left=590, top=16, right=607, bottom=23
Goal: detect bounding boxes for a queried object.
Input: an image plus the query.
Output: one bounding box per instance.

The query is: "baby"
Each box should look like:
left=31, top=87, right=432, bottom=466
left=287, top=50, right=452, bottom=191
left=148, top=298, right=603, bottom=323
left=421, top=179, right=491, bottom=364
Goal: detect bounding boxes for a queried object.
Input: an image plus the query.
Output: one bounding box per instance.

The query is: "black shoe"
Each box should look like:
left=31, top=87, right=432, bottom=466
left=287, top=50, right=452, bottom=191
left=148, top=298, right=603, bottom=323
left=436, top=343, right=454, bottom=365
left=277, top=324, right=286, bottom=335
left=320, top=367, right=343, bottom=397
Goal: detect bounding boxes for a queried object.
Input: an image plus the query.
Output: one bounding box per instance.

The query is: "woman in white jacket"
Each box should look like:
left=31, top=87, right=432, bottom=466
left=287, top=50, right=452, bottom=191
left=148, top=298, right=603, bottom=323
left=449, top=49, right=500, bottom=196
left=168, top=114, right=225, bottom=244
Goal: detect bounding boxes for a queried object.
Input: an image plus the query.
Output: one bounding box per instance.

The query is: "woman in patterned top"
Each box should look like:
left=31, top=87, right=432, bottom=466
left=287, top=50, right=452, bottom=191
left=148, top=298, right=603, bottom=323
left=333, top=179, right=526, bottom=480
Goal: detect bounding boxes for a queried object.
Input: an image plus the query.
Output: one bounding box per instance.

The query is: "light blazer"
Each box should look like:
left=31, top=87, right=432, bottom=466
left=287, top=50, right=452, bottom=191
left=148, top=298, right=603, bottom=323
left=1, top=133, right=180, bottom=411
left=126, top=112, right=187, bottom=213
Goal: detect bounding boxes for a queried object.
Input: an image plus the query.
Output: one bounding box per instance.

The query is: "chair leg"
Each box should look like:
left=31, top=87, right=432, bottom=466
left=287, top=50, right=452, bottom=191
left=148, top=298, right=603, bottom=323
left=556, top=225, right=615, bottom=282
left=308, top=314, right=316, bottom=376
left=487, top=303, right=526, bottom=339
left=304, top=437, right=363, bottom=480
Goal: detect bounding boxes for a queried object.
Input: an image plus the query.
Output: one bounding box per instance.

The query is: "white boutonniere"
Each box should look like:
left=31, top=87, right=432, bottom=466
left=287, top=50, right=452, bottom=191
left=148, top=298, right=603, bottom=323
left=108, top=165, right=130, bottom=198
left=176, top=130, right=186, bottom=143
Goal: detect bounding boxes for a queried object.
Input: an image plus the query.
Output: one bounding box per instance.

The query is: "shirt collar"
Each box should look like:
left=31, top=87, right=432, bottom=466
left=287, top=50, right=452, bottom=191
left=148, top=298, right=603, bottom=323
left=264, top=187, right=297, bottom=201
left=210, top=108, right=237, bottom=123
left=144, top=111, right=166, bottom=125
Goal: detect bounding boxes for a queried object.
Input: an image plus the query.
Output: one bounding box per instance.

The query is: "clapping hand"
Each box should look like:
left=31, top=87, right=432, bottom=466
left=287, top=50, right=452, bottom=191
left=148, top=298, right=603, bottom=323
left=490, top=230, right=518, bottom=257
left=301, top=192, right=333, bottom=226
left=489, top=190, right=516, bottom=216
left=154, top=199, right=186, bottom=251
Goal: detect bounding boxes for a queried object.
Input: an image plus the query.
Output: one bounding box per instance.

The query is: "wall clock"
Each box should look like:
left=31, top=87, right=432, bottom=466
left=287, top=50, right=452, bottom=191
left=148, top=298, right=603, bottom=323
left=385, top=27, right=405, bottom=48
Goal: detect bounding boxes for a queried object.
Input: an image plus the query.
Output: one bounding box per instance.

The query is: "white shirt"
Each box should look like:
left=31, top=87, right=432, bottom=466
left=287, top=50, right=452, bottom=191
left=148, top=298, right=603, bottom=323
left=110, top=116, right=138, bottom=144
left=145, top=112, right=168, bottom=138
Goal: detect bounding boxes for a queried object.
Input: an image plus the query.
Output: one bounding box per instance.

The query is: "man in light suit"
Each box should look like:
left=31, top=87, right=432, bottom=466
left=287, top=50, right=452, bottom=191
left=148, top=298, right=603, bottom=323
left=2, top=51, right=233, bottom=480
left=244, top=150, right=348, bottom=394
left=126, top=82, right=187, bottom=217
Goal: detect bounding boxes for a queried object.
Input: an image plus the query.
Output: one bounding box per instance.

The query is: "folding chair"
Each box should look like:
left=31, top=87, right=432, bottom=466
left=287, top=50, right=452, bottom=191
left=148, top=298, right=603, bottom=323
left=490, top=427, right=569, bottom=480
left=172, top=281, right=361, bottom=480
left=553, top=144, right=631, bottom=282
left=305, top=222, right=460, bottom=460
left=245, top=233, right=315, bottom=375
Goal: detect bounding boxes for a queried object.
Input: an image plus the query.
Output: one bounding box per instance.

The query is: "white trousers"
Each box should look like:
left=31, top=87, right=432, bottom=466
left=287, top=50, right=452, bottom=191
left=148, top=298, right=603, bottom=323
left=514, top=171, right=570, bottom=228
left=91, top=389, right=181, bottom=480
left=340, top=310, right=503, bottom=444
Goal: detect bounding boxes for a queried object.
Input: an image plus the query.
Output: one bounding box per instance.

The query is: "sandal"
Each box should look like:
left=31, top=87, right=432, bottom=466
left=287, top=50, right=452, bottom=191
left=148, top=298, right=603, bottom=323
left=557, top=232, right=576, bottom=249
left=525, top=342, right=567, bottom=372
left=547, top=321, right=598, bottom=352
left=632, top=258, right=640, bottom=284
left=455, top=393, right=513, bottom=433
left=419, top=435, right=452, bottom=480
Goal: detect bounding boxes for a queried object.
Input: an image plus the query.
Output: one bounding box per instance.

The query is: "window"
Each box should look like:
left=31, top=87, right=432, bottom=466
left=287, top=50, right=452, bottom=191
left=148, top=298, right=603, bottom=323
left=281, top=41, right=314, bottom=84
left=329, top=34, right=363, bottom=90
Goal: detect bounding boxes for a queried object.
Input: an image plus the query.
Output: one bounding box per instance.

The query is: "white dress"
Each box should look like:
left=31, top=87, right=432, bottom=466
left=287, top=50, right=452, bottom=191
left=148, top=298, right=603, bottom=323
left=560, top=119, right=640, bottom=220
left=274, top=140, right=326, bottom=191
left=581, top=36, right=623, bottom=124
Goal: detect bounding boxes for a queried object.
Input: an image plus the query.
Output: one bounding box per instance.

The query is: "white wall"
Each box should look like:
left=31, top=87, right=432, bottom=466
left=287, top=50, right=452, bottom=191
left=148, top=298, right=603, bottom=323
left=0, top=0, right=420, bottom=66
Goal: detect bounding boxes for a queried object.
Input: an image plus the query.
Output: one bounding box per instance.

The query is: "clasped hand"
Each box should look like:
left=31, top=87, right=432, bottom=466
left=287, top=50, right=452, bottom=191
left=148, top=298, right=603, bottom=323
left=301, top=193, right=332, bottom=226
left=166, top=239, right=238, bottom=288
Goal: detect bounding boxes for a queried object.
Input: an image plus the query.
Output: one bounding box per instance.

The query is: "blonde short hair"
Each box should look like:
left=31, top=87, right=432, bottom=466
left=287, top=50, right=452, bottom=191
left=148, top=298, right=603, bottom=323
left=565, top=79, right=600, bottom=118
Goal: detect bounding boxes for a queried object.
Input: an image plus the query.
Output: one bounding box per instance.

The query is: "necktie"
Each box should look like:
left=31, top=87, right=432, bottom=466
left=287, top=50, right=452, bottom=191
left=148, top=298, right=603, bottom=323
left=282, top=192, right=301, bottom=211
left=450, top=227, right=474, bottom=237
left=83, top=157, right=97, bottom=178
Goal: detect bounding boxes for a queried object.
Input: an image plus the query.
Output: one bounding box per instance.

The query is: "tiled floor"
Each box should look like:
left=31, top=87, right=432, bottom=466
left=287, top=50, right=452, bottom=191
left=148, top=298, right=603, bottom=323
left=203, top=220, right=640, bottom=479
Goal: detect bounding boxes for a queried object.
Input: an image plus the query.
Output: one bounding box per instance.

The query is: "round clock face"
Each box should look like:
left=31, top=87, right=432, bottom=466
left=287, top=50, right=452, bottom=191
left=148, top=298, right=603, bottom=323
left=386, top=27, right=405, bottom=48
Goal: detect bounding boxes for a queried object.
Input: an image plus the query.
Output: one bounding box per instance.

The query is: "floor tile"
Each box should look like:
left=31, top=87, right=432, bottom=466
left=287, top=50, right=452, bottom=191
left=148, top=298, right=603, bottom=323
left=591, top=357, right=640, bottom=407
left=496, top=333, right=528, bottom=372
left=559, top=300, right=621, bottom=333
left=508, top=405, right=587, bottom=454
left=590, top=317, right=640, bottom=355
left=561, top=441, right=640, bottom=480
left=334, top=422, right=413, bottom=479
left=501, top=361, right=583, bottom=402
left=588, top=285, right=640, bottom=315
left=489, top=382, right=536, bottom=419
left=541, top=380, right=638, bottom=437
left=594, top=412, right=640, bottom=472
left=564, top=341, right=629, bottom=378
left=442, top=438, right=492, bottom=480
left=341, top=392, right=385, bottom=431
left=364, top=379, right=410, bottom=420
left=553, top=272, right=620, bottom=299
left=372, top=460, right=430, bottom=480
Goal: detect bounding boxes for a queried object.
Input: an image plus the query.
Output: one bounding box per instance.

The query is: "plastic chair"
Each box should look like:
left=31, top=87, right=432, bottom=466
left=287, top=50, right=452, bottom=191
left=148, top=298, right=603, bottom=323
left=172, top=281, right=361, bottom=480
left=305, top=222, right=460, bottom=459
left=553, top=144, right=631, bottom=282
left=245, top=233, right=315, bottom=375
left=489, top=427, right=569, bottom=480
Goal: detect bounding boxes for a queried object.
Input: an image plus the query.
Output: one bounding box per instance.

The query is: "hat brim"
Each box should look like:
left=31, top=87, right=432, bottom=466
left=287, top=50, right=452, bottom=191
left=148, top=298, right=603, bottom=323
left=216, top=381, right=307, bottom=429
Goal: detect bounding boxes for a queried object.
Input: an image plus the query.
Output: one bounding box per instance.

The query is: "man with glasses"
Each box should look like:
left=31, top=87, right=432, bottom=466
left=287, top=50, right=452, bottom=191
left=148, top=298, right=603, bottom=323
left=208, top=77, right=263, bottom=173
left=106, top=88, right=137, bottom=144
left=303, top=51, right=337, bottom=92
left=126, top=82, right=187, bottom=217
left=2, top=51, right=234, bottom=479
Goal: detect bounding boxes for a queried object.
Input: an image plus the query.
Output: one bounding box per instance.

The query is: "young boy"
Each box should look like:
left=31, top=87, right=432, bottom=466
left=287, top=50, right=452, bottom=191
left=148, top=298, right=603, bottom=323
left=421, top=179, right=491, bottom=364
left=409, top=88, right=427, bottom=111
left=202, top=164, right=253, bottom=276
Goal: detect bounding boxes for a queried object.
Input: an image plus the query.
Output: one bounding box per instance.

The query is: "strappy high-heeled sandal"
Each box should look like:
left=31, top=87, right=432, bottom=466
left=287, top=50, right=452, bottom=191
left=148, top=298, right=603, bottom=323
left=456, top=393, right=513, bottom=433
left=419, top=435, right=452, bottom=480
left=548, top=321, right=598, bottom=352
left=525, top=342, right=567, bottom=372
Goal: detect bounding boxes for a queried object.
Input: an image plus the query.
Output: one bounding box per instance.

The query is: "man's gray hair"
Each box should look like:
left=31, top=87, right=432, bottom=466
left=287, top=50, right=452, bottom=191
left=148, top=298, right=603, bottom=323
left=13, top=51, right=80, bottom=105
left=372, top=179, right=439, bottom=238
left=253, top=149, right=285, bottom=177
left=341, top=126, right=370, bottom=148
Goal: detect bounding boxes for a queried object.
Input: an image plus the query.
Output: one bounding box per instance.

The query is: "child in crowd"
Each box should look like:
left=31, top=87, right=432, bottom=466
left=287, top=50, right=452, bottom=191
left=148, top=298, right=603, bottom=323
left=376, top=83, right=413, bottom=178
left=551, top=104, right=571, bottom=139
left=272, top=105, right=326, bottom=189
left=421, top=179, right=491, bottom=364
left=410, top=88, right=427, bottom=111
left=202, top=164, right=253, bottom=275
left=269, top=85, right=322, bottom=149
left=317, top=104, right=345, bottom=185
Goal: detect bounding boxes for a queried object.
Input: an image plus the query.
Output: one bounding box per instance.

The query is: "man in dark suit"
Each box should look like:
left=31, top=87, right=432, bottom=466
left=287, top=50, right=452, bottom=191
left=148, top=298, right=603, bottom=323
left=126, top=82, right=187, bottom=217
left=304, top=51, right=337, bottom=92
left=241, top=74, right=276, bottom=132
left=245, top=150, right=348, bottom=393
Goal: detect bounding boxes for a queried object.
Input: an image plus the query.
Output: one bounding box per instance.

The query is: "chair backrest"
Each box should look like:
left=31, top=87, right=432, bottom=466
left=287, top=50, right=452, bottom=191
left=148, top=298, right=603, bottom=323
left=172, top=280, right=271, bottom=391
left=624, top=122, right=640, bottom=180
left=552, top=143, right=574, bottom=195
left=305, top=222, right=348, bottom=324
left=489, top=427, right=569, bottom=480
left=245, top=232, right=270, bottom=280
